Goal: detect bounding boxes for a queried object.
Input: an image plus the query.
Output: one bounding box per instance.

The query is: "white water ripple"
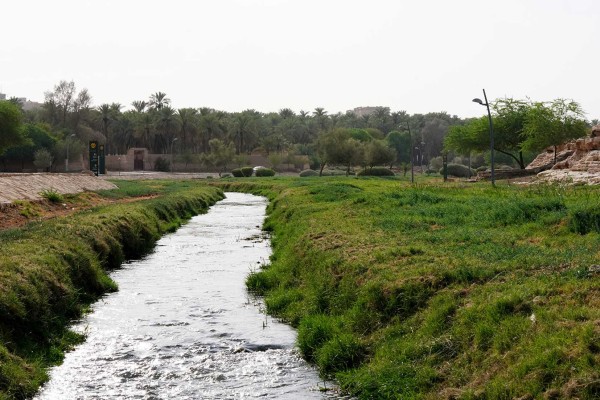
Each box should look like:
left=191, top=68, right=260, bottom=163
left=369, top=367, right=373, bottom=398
left=36, top=193, right=348, bottom=400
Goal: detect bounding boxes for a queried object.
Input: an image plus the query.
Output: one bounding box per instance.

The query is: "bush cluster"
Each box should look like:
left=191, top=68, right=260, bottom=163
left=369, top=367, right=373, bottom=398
left=255, top=168, right=275, bottom=177
left=40, top=188, right=64, bottom=203
left=357, top=167, right=395, bottom=177
left=299, top=169, right=319, bottom=177
left=241, top=166, right=254, bottom=177
left=154, top=157, right=171, bottom=172
left=441, top=163, right=476, bottom=177
left=231, top=168, right=244, bottom=177
left=569, top=206, right=600, bottom=234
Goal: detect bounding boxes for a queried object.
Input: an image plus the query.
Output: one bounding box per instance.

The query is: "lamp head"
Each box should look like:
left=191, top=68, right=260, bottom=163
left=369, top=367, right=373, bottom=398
left=472, top=98, right=485, bottom=106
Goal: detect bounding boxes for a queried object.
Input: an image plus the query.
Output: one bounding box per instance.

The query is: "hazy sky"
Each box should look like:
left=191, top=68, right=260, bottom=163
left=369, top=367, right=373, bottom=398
left=2, top=0, right=599, bottom=119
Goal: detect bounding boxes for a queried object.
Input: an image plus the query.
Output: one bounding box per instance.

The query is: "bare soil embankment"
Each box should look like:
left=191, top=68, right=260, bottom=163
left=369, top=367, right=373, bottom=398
left=0, top=173, right=117, bottom=204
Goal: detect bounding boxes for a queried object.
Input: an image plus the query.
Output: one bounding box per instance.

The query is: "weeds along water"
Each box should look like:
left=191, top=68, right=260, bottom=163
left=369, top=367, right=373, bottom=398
left=0, top=180, right=224, bottom=399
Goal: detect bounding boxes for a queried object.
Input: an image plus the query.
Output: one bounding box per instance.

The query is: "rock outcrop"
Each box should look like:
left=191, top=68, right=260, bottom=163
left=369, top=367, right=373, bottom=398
left=527, top=128, right=600, bottom=184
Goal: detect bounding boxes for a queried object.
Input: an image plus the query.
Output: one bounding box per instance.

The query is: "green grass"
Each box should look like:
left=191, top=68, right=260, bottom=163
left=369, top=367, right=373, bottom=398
left=0, top=180, right=223, bottom=399
left=213, top=176, right=599, bottom=399
left=3, top=175, right=599, bottom=399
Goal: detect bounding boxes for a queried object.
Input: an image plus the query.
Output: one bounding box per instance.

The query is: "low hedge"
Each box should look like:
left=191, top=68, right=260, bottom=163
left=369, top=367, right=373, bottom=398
left=255, top=168, right=276, bottom=177
left=241, top=167, right=254, bottom=177
left=357, top=167, right=395, bottom=176
left=300, top=169, right=319, bottom=177
left=231, top=168, right=244, bottom=177
left=441, top=163, right=476, bottom=178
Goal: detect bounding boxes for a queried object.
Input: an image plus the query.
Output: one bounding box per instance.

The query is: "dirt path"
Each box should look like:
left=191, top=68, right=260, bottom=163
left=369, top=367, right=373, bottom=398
left=0, top=173, right=117, bottom=205
left=0, top=173, right=125, bottom=230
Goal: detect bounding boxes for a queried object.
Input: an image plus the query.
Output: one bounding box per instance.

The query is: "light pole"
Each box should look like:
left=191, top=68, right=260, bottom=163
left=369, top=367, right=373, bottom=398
left=473, top=89, right=495, bottom=185
left=406, top=122, right=414, bottom=183
left=65, top=133, right=75, bottom=172
left=420, top=140, right=425, bottom=173
left=170, top=137, right=178, bottom=172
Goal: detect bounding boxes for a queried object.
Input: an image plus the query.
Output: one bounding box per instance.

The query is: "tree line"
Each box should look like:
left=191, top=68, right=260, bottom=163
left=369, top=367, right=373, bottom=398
left=0, top=80, right=595, bottom=173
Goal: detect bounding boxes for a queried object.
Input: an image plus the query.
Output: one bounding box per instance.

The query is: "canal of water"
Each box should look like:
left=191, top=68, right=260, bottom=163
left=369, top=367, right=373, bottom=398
left=36, top=192, right=346, bottom=399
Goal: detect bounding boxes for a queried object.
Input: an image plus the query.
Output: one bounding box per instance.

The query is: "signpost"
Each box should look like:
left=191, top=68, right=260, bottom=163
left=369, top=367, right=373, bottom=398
left=99, top=144, right=106, bottom=175
left=89, top=141, right=99, bottom=176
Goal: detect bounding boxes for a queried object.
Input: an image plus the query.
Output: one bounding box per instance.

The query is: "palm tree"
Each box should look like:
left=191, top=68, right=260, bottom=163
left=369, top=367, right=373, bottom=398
left=133, top=112, right=155, bottom=150
left=98, top=104, right=112, bottom=153
left=199, top=111, right=227, bottom=153
left=313, top=107, right=329, bottom=133
left=177, top=108, right=198, bottom=149
left=131, top=100, right=147, bottom=113
left=229, top=111, right=259, bottom=154
left=279, top=108, right=295, bottom=119
left=148, top=92, right=170, bottom=111
left=155, top=106, right=179, bottom=153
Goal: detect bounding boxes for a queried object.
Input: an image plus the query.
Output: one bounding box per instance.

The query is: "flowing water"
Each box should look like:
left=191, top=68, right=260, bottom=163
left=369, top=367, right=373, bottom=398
left=36, top=193, right=346, bottom=399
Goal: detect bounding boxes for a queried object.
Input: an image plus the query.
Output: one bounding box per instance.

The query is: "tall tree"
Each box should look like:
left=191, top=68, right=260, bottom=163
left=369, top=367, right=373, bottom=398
left=131, top=100, right=147, bottom=113
left=0, top=101, right=25, bottom=154
left=177, top=108, right=199, bottom=149
left=313, top=107, right=329, bottom=133
left=199, top=110, right=227, bottom=153
left=523, top=99, right=587, bottom=163
left=148, top=92, right=170, bottom=111
left=229, top=111, right=259, bottom=154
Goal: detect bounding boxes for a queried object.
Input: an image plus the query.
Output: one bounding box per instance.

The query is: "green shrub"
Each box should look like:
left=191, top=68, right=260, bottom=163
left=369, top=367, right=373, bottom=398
left=241, top=167, right=254, bottom=177
left=476, top=166, right=488, bottom=172
left=246, top=270, right=274, bottom=294
left=154, top=157, right=170, bottom=172
left=231, top=168, right=244, bottom=177
left=357, top=167, right=395, bottom=176
left=316, top=334, right=365, bottom=374
left=569, top=206, right=600, bottom=234
left=429, top=156, right=443, bottom=171
left=442, top=163, right=476, bottom=177
left=297, top=315, right=340, bottom=360
left=40, top=188, right=64, bottom=203
left=299, top=169, right=319, bottom=177
left=255, top=168, right=275, bottom=177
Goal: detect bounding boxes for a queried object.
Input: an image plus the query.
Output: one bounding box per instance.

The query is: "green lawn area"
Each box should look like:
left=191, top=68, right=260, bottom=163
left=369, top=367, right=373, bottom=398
left=222, top=176, right=600, bottom=399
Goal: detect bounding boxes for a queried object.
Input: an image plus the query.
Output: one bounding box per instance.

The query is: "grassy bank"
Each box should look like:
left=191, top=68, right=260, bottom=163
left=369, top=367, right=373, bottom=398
left=0, top=180, right=223, bottom=399
left=221, top=177, right=599, bottom=399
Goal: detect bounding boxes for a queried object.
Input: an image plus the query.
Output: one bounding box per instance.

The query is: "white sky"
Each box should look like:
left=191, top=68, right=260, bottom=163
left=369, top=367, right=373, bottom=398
left=2, top=0, right=599, bottom=119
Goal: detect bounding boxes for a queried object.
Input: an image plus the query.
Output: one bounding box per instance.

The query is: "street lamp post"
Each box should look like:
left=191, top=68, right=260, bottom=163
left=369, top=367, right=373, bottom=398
left=473, top=89, right=495, bottom=185
left=420, top=141, right=425, bottom=173
left=65, top=133, right=75, bottom=172
left=170, top=137, right=178, bottom=172
left=406, top=122, right=414, bottom=183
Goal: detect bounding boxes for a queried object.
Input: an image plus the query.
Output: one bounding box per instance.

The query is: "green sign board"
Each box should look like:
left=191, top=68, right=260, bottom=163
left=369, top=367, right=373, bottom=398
left=89, top=141, right=99, bottom=176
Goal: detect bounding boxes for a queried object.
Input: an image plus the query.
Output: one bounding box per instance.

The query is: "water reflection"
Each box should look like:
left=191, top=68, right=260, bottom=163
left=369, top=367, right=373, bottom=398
left=36, top=193, right=346, bottom=399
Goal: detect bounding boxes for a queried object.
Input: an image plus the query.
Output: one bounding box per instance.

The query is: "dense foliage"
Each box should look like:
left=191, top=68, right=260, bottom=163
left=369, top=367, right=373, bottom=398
left=445, top=98, right=589, bottom=169
left=3, top=81, right=594, bottom=174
